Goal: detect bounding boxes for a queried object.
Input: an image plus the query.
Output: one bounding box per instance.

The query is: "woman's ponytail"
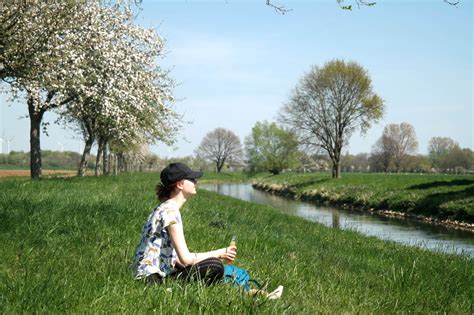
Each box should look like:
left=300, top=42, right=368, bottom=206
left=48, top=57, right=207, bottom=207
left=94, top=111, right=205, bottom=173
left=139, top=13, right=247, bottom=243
left=155, top=182, right=176, bottom=202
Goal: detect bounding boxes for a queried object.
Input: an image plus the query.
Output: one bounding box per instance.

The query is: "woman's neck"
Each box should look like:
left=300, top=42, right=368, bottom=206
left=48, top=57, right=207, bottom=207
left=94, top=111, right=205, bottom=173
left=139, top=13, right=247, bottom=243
left=167, top=193, right=187, bottom=209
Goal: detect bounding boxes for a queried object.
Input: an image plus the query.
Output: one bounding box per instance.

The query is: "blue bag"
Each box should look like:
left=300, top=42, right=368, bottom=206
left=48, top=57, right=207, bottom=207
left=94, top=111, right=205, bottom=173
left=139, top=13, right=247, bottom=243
left=223, top=264, right=261, bottom=291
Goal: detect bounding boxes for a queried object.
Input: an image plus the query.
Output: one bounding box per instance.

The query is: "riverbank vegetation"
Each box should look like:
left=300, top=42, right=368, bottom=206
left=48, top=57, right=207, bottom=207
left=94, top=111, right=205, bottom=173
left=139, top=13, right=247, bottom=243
left=252, top=172, right=474, bottom=225
left=1, top=173, right=472, bottom=313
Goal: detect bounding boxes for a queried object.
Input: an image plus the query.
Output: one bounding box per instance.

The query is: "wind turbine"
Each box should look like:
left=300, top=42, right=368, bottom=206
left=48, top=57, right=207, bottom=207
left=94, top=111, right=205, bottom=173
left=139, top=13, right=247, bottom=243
left=57, top=141, right=64, bottom=153
left=6, top=137, right=13, bottom=154
left=0, top=130, right=5, bottom=154
left=0, top=130, right=13, bottom=154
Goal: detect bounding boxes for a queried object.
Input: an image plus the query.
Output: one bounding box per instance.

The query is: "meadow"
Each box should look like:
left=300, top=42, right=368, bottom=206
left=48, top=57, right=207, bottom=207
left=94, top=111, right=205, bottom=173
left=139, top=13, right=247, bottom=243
left=252, top=172, right=474, bottom=225
left=1, top=173, right=473, bottom=313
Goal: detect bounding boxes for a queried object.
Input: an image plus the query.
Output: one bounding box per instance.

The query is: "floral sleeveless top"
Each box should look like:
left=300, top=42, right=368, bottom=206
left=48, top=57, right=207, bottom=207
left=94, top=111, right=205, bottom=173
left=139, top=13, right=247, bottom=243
left=131, top=200, right=182, bottom=279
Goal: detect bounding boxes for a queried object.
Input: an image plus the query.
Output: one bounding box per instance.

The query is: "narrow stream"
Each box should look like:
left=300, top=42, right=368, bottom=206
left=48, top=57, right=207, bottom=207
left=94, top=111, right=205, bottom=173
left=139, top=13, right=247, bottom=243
left=201, top=183, right=474, bottom=257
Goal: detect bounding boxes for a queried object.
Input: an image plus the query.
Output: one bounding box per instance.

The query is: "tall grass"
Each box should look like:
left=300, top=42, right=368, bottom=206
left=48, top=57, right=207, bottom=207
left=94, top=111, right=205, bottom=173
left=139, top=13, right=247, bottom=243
left=0, top=173, right=472, bottom=313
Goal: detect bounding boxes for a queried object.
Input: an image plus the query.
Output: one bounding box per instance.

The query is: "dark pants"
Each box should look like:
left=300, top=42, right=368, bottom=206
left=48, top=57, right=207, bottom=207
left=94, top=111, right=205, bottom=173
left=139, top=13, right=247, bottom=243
left=145, top=257, right=224, bottom=285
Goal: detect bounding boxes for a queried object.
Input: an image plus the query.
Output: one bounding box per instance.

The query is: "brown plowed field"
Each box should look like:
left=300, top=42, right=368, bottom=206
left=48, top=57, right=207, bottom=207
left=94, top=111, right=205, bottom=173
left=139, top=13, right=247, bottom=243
left=0, top=170, right=76, bottom=178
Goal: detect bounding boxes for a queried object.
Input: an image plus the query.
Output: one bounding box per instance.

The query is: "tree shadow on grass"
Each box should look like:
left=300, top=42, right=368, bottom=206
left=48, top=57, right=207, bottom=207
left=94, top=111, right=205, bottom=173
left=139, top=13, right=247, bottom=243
left=408, top=179, right=474, bottom=190
left=416, top=185, right=474, bottom=222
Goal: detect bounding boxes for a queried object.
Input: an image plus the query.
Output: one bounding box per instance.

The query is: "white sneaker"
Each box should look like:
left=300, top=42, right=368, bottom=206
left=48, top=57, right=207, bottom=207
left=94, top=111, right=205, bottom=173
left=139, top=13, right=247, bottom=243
left=267, top=285, right=284, bottom=300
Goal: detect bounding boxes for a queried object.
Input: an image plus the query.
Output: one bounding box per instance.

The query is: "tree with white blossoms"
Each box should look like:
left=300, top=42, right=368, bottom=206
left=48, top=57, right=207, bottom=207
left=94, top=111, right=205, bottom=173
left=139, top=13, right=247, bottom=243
left=1, top=2, right=179, bottom=178
left=53, top=3, right=178, bottom=176
left=1, top=2, right=85, bottom=179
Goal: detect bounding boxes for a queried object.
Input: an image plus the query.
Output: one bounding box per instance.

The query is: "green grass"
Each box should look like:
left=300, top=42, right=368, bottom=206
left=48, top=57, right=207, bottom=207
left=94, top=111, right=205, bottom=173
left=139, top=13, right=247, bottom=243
left=1, top=173, right=473, bottom=313
left=252, top=172, right=474, bottom=223
left=201, top=171, right=268, bottom=182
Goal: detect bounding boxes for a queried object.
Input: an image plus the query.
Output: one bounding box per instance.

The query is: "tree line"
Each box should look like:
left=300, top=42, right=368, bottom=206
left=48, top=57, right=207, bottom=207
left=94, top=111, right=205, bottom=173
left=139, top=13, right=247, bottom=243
left=4, top=128, right=470, bottom=175
left=194, top=124, right=473, bottom=175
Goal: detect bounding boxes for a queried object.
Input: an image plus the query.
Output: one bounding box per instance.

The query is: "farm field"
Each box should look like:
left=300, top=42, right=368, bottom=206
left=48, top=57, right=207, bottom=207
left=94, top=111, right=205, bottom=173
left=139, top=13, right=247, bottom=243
left=0, top=169, right=77, bottom=178
left=0, top=173, right=472, bottom=313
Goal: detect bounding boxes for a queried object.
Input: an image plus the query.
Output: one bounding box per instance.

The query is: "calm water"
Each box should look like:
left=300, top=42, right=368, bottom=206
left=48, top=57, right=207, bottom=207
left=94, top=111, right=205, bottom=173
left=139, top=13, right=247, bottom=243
left=201, top=183, right=474, bottom=257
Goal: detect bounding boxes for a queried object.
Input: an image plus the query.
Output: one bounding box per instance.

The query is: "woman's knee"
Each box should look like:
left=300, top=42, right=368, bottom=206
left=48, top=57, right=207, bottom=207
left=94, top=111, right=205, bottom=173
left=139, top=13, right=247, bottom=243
left=197, top=258, right=224, bottom=282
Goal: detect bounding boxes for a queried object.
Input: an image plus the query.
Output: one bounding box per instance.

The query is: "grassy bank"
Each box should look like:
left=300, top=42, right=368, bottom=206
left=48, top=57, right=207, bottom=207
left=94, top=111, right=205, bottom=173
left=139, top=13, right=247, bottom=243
left=252, top=172, right=474, bottom=225
left=200, top=171, right=264, bottom=182
left=1, top=173, right=473, bottom=313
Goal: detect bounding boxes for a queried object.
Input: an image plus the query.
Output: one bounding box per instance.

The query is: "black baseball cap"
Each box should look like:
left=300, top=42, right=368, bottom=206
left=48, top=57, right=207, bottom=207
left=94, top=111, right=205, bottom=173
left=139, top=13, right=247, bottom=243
left=160, top=163, right=203, bottom=186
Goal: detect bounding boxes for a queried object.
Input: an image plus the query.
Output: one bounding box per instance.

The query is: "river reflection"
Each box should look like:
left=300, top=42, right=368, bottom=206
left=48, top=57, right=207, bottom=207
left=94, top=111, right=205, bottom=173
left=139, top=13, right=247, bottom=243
left=201, top=183, right=474, bottom=257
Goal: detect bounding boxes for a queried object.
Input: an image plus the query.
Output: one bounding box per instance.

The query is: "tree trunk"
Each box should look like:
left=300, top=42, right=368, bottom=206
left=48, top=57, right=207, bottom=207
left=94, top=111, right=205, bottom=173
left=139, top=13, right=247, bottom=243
left=216, top=158, right=225, bottom=173
left=77, top=134, right=94, bottom=177
left=95, top=138, right=103, bottom=176
left=332, top=161, right=341, bottom=179
left=107, top=152, right=112, bottom=175
left=117, top=153, right=123, bottom=173
left=28, top=94, right=45, bottom=180
left=113, top=154, right=118, bottom=175
left=102, top=141, right=109, bottom=175
left=116, top=153, right=121, bottom=173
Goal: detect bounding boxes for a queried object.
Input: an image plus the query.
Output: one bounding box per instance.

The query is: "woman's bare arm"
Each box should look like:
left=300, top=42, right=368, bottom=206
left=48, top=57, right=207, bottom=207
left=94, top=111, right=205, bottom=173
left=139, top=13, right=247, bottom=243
left=167, top=223, right=236, bottom=266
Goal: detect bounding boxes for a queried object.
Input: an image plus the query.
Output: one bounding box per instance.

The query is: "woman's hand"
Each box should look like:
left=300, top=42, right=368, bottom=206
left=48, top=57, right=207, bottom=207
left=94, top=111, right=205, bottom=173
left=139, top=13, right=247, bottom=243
left=220, top=245, right=237, bottom=262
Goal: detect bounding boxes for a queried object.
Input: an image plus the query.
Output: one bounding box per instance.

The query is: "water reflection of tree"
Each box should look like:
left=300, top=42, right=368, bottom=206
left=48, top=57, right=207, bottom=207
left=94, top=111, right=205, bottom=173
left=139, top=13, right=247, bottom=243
left=332, top=210, right=340, bottom=229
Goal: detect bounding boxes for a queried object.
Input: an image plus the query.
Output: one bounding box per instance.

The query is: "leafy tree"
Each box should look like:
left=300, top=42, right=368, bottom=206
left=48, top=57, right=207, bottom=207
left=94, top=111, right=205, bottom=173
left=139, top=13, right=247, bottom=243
left=439, top=147, right=473, bottom=173
left=427, top=137, right=473, bottom=172
left=428, top=136, right=459, bottom=170
left=279, top=59, right=384, bottom=179
left=402, top=154, right=431, bottom=173
left=341, top=152, right=370, bottom=172
left=195, top=128, right=243, bottom=173
left=245, top=121, right=300, bottom=175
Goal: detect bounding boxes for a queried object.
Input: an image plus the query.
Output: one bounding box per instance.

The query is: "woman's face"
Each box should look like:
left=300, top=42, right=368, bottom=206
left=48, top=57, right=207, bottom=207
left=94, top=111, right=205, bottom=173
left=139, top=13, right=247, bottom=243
left=181, top=178, right=198, bottom=197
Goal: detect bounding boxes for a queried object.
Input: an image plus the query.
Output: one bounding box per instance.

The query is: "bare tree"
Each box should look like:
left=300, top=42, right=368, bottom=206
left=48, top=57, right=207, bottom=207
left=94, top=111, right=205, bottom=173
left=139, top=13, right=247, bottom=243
left=380, top=123, right=418, bottom=172
left=265, top=0, right=292, bottom=14
left=371, top=133, right=394, bottom=173
left=279, top=59, right=384, bottom=179
left=195, top=128, right=243, bottom=173
left=265, top=0, right=460, bottom=13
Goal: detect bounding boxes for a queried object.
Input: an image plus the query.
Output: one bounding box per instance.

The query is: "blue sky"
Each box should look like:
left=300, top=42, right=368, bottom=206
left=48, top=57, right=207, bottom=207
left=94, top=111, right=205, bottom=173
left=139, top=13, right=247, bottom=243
left=1, top=0, right=472, bottom=158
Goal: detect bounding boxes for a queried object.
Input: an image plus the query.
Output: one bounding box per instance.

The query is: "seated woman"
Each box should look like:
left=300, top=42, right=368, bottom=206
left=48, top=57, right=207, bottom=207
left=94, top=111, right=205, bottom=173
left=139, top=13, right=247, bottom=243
left=131, top=162, right=234, bottom=284
left=131, top=162, right=283, bottom=298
